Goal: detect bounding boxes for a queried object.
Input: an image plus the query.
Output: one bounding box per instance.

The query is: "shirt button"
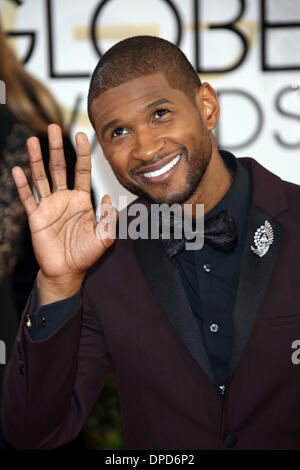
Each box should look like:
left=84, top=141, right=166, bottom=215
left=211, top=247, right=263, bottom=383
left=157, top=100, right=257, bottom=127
left=210, top=323, right=219, bottom=333
left=25, top=314, right=32, bottom=329
left=223, top=433, right=237, bottom=448
left=203, top=263, right=211, bottom=272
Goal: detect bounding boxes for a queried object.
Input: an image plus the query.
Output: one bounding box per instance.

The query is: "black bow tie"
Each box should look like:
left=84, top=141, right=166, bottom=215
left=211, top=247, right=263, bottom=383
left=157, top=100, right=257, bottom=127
left=159, top=209, right=238, bottom=257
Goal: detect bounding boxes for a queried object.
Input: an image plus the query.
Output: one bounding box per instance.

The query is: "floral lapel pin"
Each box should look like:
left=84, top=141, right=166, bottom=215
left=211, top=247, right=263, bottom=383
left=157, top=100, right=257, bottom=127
left=251, top=220, right=274, bottom=258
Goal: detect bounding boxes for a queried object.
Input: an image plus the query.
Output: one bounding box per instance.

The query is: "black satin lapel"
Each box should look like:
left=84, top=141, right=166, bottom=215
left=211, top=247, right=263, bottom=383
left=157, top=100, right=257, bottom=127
left=228, top=204, right=287, bottom=381
left=133, top=237, right=214, bottom=382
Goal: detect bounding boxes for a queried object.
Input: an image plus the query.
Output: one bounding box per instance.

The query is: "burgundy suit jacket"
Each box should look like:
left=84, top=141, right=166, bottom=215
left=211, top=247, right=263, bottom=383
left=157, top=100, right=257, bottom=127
left=2, top=157, right=300, bottom=450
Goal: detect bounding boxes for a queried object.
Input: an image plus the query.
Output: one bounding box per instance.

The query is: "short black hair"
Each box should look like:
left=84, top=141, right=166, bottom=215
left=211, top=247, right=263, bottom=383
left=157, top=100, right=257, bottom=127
left=87, top=35, right=201, bottom=126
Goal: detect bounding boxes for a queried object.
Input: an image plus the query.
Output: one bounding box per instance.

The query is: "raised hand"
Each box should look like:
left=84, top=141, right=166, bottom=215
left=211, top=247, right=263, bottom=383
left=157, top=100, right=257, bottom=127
left=11, top=124, right=118, bottom=305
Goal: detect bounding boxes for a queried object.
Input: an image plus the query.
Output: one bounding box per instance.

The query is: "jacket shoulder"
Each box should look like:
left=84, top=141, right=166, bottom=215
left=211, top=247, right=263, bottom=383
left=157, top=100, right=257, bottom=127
left=281, top=179, right=300, bottom=222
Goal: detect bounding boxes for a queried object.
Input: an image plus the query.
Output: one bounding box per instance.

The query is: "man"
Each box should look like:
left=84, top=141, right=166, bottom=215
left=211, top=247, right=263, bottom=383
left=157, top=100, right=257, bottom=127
left=2, top=36, right=300, bottom=450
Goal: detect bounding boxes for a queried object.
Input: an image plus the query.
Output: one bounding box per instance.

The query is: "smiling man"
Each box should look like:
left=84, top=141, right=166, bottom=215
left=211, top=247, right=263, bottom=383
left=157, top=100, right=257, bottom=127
left=88, top=37, right=232, bottom=211
left=2, top=36, right=300, bottom=450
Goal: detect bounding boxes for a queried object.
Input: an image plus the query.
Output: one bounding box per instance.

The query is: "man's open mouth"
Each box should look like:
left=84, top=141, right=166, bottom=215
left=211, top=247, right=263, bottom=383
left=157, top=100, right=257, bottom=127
left=143, top=153, right=181, bottom=178
left=137, top=153, right=183, bottom=183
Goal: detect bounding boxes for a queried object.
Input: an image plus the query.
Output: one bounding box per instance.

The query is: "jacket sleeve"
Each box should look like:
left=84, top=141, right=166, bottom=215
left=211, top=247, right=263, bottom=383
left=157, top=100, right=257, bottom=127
left=1, top=277, right=113, bottom=449
left=27, top=280, right=81, bottom=341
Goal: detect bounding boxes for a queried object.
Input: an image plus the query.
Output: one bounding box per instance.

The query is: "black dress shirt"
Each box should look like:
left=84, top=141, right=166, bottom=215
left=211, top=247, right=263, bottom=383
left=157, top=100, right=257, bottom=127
left=171, top=150, right=251, bottom=391
left=27, top=150, right=251, bottom=394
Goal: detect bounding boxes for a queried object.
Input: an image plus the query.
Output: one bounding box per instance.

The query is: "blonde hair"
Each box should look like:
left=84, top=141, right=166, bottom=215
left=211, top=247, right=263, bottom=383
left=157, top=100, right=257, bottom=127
left=0, top=19, right=67, bottom=134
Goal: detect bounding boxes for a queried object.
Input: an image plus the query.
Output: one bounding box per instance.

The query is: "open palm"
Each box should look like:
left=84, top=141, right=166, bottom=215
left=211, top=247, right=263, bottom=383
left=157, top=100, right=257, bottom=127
left=12, top=124, right=117, bottom=280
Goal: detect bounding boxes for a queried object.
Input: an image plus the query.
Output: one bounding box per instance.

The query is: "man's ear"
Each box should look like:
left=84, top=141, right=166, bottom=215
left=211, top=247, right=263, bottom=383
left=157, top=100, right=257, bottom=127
left=194, top=82, right=220, bottom=131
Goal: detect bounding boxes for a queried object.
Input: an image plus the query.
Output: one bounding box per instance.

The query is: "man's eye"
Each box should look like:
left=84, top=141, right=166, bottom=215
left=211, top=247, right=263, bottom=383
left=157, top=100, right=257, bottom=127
left=154, top=109, right=169, bottom=119
left=112, top=127, right=128, bottom=138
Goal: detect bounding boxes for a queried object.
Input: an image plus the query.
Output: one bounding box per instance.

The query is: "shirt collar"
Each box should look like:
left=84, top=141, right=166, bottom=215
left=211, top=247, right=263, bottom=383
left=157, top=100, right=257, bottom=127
left=204, top=150, right=252, bottom=244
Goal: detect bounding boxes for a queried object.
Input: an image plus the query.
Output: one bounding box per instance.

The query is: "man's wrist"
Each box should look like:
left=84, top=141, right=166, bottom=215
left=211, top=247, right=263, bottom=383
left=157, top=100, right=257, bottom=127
left=36, top=270, right=85, bottom=308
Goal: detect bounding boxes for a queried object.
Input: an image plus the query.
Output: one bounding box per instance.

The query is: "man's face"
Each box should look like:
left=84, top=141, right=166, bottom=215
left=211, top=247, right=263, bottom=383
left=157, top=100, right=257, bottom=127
left=91, top=73, right=213, bottom=205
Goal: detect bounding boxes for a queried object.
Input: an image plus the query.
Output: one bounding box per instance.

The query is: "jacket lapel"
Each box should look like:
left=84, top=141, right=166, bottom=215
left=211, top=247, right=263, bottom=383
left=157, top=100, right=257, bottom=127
left=226, top=157, right=288, bottom=381
left=228, top=203, right=286, bottom=381
left=133, top=236, right=214, bottom=382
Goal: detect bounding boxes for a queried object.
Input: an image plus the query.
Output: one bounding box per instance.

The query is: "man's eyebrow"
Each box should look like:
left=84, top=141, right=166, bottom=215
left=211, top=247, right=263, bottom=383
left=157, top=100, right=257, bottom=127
left=101, top=118, right=121, bottom=138
left=142, top=98, right=174, bottom=112
left=101, top=99, right=173, bottom=138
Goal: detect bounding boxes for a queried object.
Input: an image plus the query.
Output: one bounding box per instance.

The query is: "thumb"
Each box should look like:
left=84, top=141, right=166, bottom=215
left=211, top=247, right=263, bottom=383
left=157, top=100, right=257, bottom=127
left=96, top=199, right=118, bottom=241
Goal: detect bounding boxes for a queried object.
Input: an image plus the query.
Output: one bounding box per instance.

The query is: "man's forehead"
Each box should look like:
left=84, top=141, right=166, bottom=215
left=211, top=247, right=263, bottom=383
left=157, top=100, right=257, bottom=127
left=90, top=73, right=180, bottom=126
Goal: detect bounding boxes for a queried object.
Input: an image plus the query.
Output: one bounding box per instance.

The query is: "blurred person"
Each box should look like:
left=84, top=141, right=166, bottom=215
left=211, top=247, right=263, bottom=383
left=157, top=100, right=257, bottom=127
left=0, top=18, right=78, bottom=449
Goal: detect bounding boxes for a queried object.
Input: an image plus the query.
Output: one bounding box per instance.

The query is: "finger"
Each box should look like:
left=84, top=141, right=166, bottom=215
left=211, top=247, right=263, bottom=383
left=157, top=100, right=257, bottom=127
left=101, top=194, right=111, bottom=205
left=27, top=137, right=51, bottom=199
left=96, top=204, right=118, bottom=240
left=99, top=194, right=112, bottom=221
left=96, top=194, right=119, bottom=240
left=74, top=132, right=91, bottom=193
left=11, top=166, right=38, bottom=217
left=48, top=124, right=67, bottom=191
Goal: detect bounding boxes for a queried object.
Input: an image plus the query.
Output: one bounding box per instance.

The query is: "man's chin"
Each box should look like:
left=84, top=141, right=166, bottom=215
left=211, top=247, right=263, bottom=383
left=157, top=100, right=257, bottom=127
left=121, top=170, right=204, bottom=206
left=138, top=187, right=196, bottom=206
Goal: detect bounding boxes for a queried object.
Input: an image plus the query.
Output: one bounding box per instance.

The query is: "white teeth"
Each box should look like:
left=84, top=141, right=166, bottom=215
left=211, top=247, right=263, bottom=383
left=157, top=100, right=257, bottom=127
left=143, top=154, right=181, bottom=178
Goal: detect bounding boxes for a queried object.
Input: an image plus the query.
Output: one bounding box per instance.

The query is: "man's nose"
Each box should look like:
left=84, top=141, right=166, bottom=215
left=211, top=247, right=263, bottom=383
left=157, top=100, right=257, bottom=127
left=131, top=127, right=165, bottom=162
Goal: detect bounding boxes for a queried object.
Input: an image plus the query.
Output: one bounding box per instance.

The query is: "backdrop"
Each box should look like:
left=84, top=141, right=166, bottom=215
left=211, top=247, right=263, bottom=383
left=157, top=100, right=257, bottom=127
left=1, top=0, right=300, bottom=211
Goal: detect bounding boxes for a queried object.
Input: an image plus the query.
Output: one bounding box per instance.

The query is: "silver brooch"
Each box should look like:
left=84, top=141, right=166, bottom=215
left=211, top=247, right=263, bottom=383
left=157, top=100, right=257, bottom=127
left=251, top=220, right=274, bottom=257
